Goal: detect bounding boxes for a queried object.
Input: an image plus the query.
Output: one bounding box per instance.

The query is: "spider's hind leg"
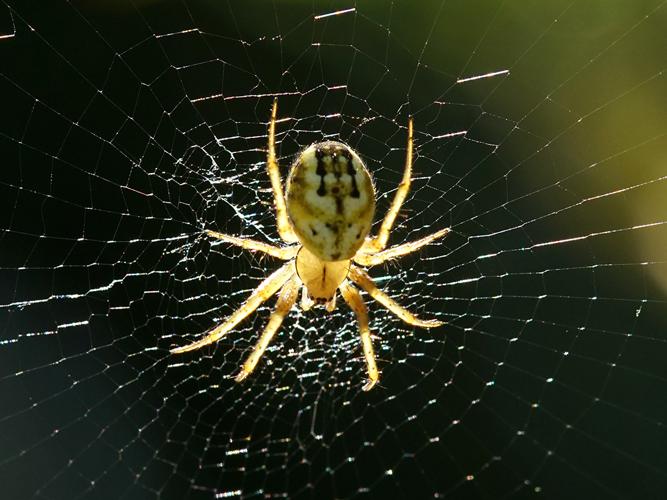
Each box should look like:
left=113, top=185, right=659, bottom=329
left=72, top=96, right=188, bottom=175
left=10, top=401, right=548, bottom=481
left=365, top=117, right=414, bottom=253
left=266, top=99, right=299, bottom=243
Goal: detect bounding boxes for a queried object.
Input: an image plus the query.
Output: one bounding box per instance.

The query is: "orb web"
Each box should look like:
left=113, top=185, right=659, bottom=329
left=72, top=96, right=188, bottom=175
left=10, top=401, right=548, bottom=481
left=1, top=1, right=666, bottom=498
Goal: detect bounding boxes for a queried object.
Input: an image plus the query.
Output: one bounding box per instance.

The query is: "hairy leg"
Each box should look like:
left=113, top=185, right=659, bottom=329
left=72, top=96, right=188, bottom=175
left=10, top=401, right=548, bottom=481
left=170, top=262, right=295, bottom=353
left=354, top=227, right=450, bottom=267
left=267, top=99, right=298, bottom=243
left=348, top=265, right=444, bottom=328
left=236, top=274, right=300, bottom=382
left=364, top=118, right=413, bottom=253
left=207, top=230, right=298, bottom=260
left=340, top=280, right=379, bottom=391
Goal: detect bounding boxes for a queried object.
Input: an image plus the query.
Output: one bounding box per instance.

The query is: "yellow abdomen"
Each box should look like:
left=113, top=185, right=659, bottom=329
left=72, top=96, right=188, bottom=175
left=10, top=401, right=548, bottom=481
left=286, top=141, right=375, bottom=261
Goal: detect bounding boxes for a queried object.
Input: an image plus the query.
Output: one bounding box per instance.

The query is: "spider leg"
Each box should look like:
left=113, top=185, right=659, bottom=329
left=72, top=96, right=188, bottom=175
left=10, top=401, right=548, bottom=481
left=236, top=274, right=300, bottom=382
left=170, top=262, right=295, bottom=354
left=267, top=99, right=299, bottom=243
left=364, top=117, right=414, bottom=253
left=324, top=293, right=337, bottom=312
left=340, top=280, right=379, bottom=391
left=348, top=265, right=444, bottom=328
left=300, top=287, right=315, bottom=311
left=206, top=230, right=298, bottom=260
left=354, top=227, right=450, bottom=267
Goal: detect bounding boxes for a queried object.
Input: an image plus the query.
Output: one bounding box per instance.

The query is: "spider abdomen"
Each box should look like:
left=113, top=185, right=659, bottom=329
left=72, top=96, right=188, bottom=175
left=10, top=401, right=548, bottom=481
left=286, top=141, right=375, bottom=261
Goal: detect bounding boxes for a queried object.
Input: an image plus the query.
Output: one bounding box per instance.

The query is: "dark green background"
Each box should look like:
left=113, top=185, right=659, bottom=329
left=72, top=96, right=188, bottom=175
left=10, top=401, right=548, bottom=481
left=0, top=1, right=666, bottom=499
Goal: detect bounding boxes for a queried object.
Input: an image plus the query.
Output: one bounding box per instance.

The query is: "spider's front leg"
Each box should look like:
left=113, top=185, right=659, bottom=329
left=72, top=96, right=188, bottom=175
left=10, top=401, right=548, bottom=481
left=348, top=265, right=444, bottom=328
left=236, top=274, right=300, bottom=381
left=170, top=262, right=295, bottom=353
left=340, top=280, right=379, bottom=391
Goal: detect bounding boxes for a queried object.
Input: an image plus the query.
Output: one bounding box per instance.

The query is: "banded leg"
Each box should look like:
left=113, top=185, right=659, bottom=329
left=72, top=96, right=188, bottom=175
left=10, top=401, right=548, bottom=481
left=365, top=118, right=414, bottom=253
left=236, top=274, right=300, bottom=381
left=348, top=266, right=444, bottom=328
left=207, top=230, right=298, bottom=260
left=354, top=227, right=450, bottom=267
left=340, top=280, right=379, bottom=391
left=171, top=262, right=295, bottom=353
left=267, top=99, right=298, bottom=243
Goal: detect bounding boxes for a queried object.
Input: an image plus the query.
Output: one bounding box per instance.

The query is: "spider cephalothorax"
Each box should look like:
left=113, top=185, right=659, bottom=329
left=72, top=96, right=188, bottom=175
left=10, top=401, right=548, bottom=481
left=171, top=100, right=450, bottom=390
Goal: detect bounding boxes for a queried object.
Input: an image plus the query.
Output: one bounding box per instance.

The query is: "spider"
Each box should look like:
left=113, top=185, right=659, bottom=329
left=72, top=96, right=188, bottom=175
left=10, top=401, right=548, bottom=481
left=171, top=100, right=450, bottom=390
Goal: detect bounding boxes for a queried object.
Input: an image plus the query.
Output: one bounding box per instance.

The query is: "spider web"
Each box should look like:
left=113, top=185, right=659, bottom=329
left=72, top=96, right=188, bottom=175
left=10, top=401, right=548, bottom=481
left=1, top=1, right=666, bottom=498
